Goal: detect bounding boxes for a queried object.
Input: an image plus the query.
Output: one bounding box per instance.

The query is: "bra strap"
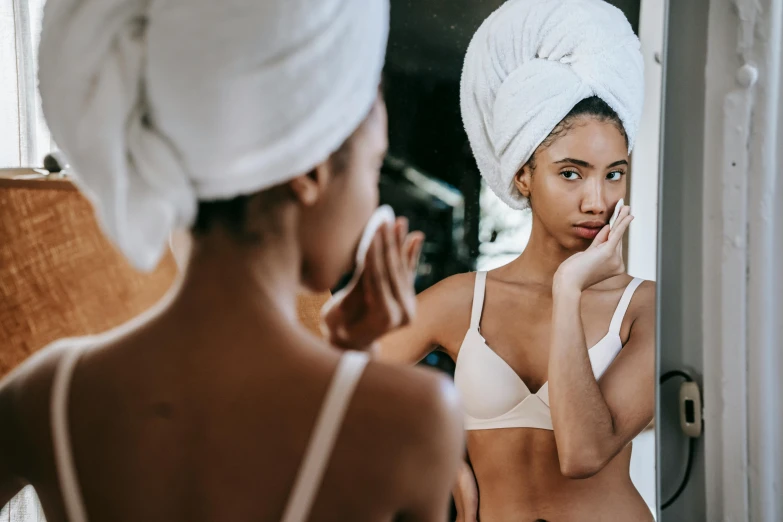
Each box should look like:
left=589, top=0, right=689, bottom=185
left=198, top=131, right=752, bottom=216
left=609, top=278, right=644, bottom=335
left=281, top=351, right=370, bottom=522
left=51, top=346, right=89, bottom=522
left=470, top=272, right=487, bottom=331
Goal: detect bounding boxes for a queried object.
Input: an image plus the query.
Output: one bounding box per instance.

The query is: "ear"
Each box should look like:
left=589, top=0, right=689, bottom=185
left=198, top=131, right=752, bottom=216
left=513, top=163, right=533, bottom=199
left=289, top=161, right=333, bottom=207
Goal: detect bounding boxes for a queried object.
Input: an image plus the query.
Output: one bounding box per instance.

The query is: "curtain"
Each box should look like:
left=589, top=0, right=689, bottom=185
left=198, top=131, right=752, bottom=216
left=0, top=0, right=52, bottom=169
left=0, top=487, right=45, bottom=522
left=2, top=2, right=51, bottom=518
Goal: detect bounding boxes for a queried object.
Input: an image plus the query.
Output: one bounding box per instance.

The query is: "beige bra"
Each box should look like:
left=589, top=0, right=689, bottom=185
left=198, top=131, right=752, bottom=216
left=454, top=271, right=643, bottom=431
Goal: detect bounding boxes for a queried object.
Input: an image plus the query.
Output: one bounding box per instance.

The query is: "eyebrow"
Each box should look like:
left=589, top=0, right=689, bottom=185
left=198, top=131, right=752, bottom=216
left=607, top=159, right=629, bottom=168
left=554, top=158, right=629, bottom=169
left=555, top=158, right=593, bottom=168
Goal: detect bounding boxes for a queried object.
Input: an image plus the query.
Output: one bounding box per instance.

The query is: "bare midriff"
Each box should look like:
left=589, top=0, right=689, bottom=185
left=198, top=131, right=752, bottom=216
left=467, top=428, right=653, bottom=522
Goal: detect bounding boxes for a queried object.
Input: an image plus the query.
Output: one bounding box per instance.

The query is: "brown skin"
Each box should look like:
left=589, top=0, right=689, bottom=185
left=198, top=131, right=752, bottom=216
left=0, top=96, right=464, bottom=522
left=379, top=117, right=655, bottom=522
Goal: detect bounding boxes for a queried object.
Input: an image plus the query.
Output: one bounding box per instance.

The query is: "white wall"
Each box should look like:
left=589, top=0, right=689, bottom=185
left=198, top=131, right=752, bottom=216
left=628, top=0, right=665, bottom=282
left=701, top=0, right=783, bottom=520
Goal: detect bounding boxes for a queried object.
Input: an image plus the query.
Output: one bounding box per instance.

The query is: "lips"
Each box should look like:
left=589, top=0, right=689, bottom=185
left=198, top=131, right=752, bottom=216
left=573, top=221, right=607, bottom=240
left=573, top=226, right=602, bottom=239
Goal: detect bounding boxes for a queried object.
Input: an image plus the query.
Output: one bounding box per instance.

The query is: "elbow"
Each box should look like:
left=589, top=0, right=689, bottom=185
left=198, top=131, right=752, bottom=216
left=558, top=448, right=608, bottom=479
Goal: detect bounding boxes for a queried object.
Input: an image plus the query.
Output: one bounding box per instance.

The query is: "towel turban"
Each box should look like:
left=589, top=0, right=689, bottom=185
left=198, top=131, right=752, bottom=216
left=39, top=0, right=389, bottom=271
left=460, top=0, right=644, bottom=210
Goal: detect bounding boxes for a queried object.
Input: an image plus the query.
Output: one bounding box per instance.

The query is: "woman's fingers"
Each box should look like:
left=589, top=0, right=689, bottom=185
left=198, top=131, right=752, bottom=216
left=363, top=232, right=384, bottom=307
left=607, top=207, right=633, bottom=249
left=376, top=224, right=397, bottom=303
left=397, top=217, right=408, bottom=264
left=407, top=232, right=425, bottom=269
left=384, top=221, right=407, bottom=311
left=363, top=217, right=425, bottom=332
left=589, top=225, right=611, bottom=248
left=331, top=219, right=427, bottom=345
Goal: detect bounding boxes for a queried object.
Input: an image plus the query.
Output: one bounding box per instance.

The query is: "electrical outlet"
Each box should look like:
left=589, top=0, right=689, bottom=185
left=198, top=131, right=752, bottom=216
left=679, top=381, right=702, bottom=438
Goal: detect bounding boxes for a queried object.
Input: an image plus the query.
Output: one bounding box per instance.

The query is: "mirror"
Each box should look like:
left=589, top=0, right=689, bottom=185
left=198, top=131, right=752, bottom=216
left=377, top=0, right=666, bottom=520
left=1, top=0, right=667, bottom=519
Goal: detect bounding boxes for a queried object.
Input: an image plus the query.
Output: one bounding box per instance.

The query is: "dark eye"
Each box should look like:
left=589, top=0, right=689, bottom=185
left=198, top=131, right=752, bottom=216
left=607, top=170, right=625, bottom=181
left=561, top=170, right=581, bottom=180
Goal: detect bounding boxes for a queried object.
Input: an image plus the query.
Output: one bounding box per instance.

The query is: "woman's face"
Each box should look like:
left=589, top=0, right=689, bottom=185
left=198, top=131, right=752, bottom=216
left=298, top=96, right=388, bottom=292
left=516, top=117, right=629, bottom=251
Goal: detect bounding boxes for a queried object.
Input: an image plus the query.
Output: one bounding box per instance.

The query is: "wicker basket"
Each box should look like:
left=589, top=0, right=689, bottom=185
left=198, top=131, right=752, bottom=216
left=0, top=171, right=179, bottom=376
left=0, top=170, right=330, bottom=377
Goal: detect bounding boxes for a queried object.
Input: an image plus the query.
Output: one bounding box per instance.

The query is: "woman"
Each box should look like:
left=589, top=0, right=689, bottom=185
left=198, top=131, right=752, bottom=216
left=0, top=0, right=463, bottom=520
left=379, top=1, right=655, bottom=521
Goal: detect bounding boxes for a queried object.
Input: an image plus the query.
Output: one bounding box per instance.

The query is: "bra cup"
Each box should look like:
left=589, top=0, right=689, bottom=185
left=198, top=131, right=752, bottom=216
left=456, top=332, right=625, bottom=430
left=455, top=275, right=642, bottom=432
left=533, top=335, right=618, bottom=409
left=464, top=394, right=554, bottom=430
left=455, top=330, right=531, bottom=420
left=588, top=333, right=623, bottom=380
left=536, top=381, right=550, bottom=406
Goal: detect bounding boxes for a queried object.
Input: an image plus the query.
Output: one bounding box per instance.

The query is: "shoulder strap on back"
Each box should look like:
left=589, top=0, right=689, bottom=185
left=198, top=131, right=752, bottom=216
left=609, top=277, right=644, bottom=335
left=51, top=346, right=89, bottom=522
left=470, top=271, right=488, bottom=331
left=281, top=350, right=370, bottom=522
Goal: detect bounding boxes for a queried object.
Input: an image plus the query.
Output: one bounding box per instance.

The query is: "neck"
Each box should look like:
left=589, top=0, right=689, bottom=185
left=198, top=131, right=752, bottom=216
left=168, top=215, right=302, bottom=330
left=505, top=217, right=582, bottom=286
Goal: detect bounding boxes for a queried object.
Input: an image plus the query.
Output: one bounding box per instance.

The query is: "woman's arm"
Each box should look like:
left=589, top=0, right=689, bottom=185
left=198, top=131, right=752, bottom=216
left=375, top=290, right=439, bottom=364
left=547, top=281, right=655, bottom=478
left=379, top=276, right=479, bottom=521
left=0, top=375, right=26, bottom=506
left=376, top=273, right=471, bottom=364
left=452, top=460, right=479, bottom=522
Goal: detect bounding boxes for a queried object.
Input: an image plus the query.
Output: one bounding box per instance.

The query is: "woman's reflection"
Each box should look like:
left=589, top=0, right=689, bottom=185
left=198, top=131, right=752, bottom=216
left=379, top=1, right=655, bottom=520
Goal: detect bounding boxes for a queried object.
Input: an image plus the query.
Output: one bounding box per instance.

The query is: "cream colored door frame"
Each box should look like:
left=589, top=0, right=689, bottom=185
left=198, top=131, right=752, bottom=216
left=701, top=0, right=783, bottom=520
left=629, top=0, right=665, bottom=282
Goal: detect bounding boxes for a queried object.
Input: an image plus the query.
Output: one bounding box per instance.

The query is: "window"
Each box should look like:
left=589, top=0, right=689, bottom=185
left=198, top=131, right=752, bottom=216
left=1, top=0, right=53, bottom=169
left=2, top=2, right=51, bottom=517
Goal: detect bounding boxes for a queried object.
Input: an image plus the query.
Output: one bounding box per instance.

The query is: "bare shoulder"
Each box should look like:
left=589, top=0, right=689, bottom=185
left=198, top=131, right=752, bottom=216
left=0, top=337, right=87, bottom=479
left=2, top=338, right=75, bottom=415
left=630, top=279, right=656, bottom=321
left=418, top=271, right=477, bottom=308
left=416, top=271, right=480, bottom=350
left=359, top=359, right=462, bottom=445
left=344, top=358, right=463, bottom=484
left=619, top=278, right=655, bottom=346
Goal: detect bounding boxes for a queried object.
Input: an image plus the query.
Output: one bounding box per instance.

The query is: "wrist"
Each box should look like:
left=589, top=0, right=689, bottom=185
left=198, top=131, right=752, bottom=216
left=553, top=273, right=584, bottom=297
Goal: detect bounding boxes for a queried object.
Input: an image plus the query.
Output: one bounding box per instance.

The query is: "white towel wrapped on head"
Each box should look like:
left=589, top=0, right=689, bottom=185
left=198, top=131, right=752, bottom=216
left=460, top=0, right=644, bottom=210
left=38, top=0, right=389, bottom=271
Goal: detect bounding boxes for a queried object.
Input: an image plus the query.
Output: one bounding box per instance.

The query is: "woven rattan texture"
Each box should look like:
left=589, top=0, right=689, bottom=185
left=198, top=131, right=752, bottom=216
left=0, top=181, right=178, bottom=376
left=1, top=178, right=332, bottom=378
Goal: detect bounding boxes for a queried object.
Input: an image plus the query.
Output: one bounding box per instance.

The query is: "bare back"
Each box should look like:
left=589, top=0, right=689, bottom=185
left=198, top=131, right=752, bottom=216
left=2, top=305, right=462, bottom=522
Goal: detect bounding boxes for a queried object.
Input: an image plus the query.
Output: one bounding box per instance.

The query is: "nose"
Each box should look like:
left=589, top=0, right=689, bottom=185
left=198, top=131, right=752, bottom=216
left=580, top=178, right=608, bottom=215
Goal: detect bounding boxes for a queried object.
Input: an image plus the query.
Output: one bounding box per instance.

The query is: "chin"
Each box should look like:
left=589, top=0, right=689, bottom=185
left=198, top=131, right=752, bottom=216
left=301, top=265, right=335, bottom=294
left=303, top=247, right=357, bottom=294
left=563, top=235, right=592, bottom=252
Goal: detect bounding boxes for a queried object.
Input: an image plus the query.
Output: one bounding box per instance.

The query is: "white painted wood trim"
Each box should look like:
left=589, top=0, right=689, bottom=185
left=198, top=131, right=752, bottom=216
left=702, top=0, right=783, bottom=520
left=702, top=4, right=748, bottom=518
left=629, top=0, right=665, bottom=282
left=11, top=0, right=37, bottom=167
left=744, top=0, right=783, bottom=519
